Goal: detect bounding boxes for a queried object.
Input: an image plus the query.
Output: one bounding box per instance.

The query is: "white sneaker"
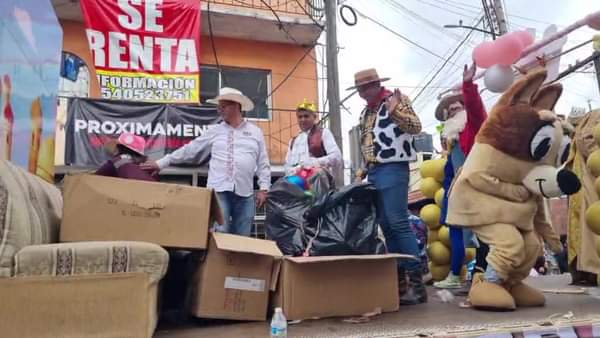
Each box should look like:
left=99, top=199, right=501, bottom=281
left=433, top=273, right=463, bottom=289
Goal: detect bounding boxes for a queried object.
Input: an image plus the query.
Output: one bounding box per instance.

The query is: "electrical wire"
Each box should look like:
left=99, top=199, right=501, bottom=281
left=258, top=0, right=326, bottom=67
left=413, top=17, right=483, bottom=102
left=383, top=0, right=478, bottom=47
left=206, top=0, right=224, bottom=83
left=293, top=0, right=325, bottom=28
left=267, top=45, right=316, bottom=99
left=351, top=7, right=457, bottom=63
left=409, top=0, right=481, bottom=19
left=412, top=19, right=480, bottom=104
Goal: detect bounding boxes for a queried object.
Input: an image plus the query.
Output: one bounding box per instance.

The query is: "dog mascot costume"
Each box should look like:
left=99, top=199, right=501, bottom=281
left=446, top=69, right=582, bottom=311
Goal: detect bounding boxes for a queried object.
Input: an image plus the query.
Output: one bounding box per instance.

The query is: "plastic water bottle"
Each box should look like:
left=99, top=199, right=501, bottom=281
left=270, top=307, right=287, bottom=337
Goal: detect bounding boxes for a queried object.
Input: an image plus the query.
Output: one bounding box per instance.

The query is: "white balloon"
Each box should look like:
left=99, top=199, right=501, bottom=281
left=484, top=64, right=515, bottom=93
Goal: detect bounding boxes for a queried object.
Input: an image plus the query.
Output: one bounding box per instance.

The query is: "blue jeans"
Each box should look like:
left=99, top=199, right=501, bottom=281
left=368, top=162, right=421, bottom=273
left=214, top=191, right=255, bottom=236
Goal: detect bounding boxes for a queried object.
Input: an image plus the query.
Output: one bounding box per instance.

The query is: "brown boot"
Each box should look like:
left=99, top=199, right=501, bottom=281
left=506, top=282, right=545, bottom=307
left=400, top=270, right=427, bottom=305
left=468, top=274, right=515, bottom=311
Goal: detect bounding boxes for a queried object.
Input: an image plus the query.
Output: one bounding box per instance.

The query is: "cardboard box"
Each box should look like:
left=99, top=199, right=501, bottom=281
left=60, top=174, right=223, bottom=249
left=0, top=273, right=157, bottom=338
left=190, top=232, right=283, bottom=321
left=274, top=255, right=402, bottom=320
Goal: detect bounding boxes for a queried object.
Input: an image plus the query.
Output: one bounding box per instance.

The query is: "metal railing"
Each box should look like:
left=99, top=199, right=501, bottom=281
left=210, top=0, right=324, bottom=19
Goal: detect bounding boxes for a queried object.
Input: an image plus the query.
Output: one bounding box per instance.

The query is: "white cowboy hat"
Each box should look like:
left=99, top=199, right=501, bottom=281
left=206, top=87, right=255, bottom=112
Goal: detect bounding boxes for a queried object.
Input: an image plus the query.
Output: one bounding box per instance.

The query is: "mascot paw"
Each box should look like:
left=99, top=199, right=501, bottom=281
left=506, top=282, right=545, bottom=307
left=469, top=275, right=516, bottom=311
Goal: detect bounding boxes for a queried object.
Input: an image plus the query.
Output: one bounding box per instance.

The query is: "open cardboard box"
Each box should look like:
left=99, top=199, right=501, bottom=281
left=273, top=254, right=409, bottom=321
left=189, top=232, right=283, bottom=321
left=60, top=174, right=223, bottom=249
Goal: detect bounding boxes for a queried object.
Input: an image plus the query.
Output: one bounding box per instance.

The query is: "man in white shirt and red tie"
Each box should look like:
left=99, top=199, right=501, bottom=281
left=284, top=100, right=342, bottom=176
left=142, top=87, right=271, bottom=236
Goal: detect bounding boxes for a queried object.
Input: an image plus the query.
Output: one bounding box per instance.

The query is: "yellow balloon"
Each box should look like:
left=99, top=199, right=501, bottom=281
left=420, top=177, right=442, bottom=199
left=435, top=188, right=445, bottom=207
left=465, top=247, right=476, bottom=263
left=594, top=124, right=600, bottom=146
left=587, top=150, right=600, bottom=177
left=438, top=226, right=451, bottom=248
left=585, top=201, right=600, bottom=235
left=428, top=229, right=439, bottom=244
left=429, top=262, right=450, bottom=282
left=35, top=137, right=55, bottom=183
left=596, top=238, right=600, bottom=259
left=420, top=204, right=441, bottom=229
left=428, top=241, right=451, bottom=265
left=595, top=177, right=600, bottom=197
left=420, top=159, right=446, bottom=182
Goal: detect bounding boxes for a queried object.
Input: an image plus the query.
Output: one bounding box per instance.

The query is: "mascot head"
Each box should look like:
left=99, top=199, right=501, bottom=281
left=476, top=69, right=581, bottom=198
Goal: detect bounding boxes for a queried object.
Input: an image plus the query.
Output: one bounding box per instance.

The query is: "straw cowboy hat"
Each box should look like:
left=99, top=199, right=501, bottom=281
left=435, top=92, right=464, bottom=122
left=117, top=132, right=146, bottom=156
left=207, top=87, right=254, bottom=112
left=346, top=68, right=390, bottom=90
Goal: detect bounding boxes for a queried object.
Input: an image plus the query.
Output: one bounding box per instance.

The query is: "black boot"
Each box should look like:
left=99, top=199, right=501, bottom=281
left=400, top=270, right=428, bottom=305
left=398, top=268, right=408, bottom=296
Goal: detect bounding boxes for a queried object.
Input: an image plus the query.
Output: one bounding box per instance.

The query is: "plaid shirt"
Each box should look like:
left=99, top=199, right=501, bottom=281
left=357, top=94, right=421, bottom=177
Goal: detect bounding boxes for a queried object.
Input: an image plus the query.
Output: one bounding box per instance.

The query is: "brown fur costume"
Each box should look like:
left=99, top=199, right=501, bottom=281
left=447, top=69, right=581, bottom=311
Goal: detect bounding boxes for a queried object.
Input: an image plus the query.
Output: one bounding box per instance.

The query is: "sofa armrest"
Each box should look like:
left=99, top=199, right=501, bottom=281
left=14, top=241, right=169, bottom=284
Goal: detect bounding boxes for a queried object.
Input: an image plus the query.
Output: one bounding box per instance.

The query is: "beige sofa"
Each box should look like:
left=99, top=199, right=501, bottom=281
left=0, top=160, right=169, bottom=338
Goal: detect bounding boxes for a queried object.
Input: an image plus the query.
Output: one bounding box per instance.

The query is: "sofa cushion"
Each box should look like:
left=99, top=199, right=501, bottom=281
left=14, top=241, right=169, bottom=284
left=0, top=160, right=62, bottom=277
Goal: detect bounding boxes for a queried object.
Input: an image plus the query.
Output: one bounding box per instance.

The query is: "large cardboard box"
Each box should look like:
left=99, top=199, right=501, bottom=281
left=190, top=232, right=283, bottom=321
left=274, top=255, right=402, bottom=320
left=60, top=174, right=222, bottom=249
left=0, top=273, right=157, bottom=338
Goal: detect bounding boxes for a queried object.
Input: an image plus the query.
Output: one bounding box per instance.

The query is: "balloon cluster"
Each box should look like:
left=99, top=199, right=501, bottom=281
left=286, top=167, right=318, bottom=196
left=583, top=124, right=600, bottom=258
left=419, top=159, right=474, bottom=281
left=473, top=30, right=535, bottom=93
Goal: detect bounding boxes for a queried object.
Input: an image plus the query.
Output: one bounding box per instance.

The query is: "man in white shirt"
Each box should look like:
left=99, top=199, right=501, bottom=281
left=284, top=100, right=341, bottom=176
left=142, top=87, right=271, bottom=236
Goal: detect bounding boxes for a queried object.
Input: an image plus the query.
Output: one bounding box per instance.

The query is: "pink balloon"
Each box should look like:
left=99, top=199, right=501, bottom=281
left=495, top=34, right=524, bottom=66
left=587, top=12, right=600, bottom=30
left=513, top=30, right=535, bottom=48
left=473, top=31, right=530, bottom=68
left=472, top=41, right=497, bottom=68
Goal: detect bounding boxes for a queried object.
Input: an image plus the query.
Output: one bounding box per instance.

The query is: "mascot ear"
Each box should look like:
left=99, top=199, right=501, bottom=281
left=532, top=83, right=562, bottom=111
left=496, top=69, right=548, bottom=107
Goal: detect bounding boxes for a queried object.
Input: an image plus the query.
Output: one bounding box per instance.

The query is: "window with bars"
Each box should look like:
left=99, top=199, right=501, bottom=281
left=200, top=65, right=272, bottom=120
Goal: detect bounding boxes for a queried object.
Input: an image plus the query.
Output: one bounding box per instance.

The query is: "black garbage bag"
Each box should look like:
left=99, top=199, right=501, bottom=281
left=303, top=183, right=385, bottom=256
left=266, top=169, right=333, bottom=255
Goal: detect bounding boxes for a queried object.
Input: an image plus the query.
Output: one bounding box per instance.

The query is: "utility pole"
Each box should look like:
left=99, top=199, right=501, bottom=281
left=492, top=0, right=508, bottom=35
left=325, top=0, right=344, bottom=185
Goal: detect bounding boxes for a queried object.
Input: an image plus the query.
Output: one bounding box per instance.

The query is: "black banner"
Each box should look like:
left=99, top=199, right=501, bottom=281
left=65, top=98, right=220, bottom=166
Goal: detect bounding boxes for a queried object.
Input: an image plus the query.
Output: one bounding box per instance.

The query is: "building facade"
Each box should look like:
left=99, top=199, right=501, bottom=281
left=52, top=0, right=324, bottom=169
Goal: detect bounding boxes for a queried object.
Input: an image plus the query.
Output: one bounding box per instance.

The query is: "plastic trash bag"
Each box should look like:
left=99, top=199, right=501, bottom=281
left=303, top=183, right=385, bottom=256
left=266, top=169, right=333, bottom=255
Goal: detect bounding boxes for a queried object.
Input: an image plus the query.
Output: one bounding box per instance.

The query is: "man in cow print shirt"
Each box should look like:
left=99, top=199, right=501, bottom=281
left=351, top=68, right=426, bottom=305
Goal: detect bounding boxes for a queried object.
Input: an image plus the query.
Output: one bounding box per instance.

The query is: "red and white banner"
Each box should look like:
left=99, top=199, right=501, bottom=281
left=80, top=0, right=201, bottom=103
